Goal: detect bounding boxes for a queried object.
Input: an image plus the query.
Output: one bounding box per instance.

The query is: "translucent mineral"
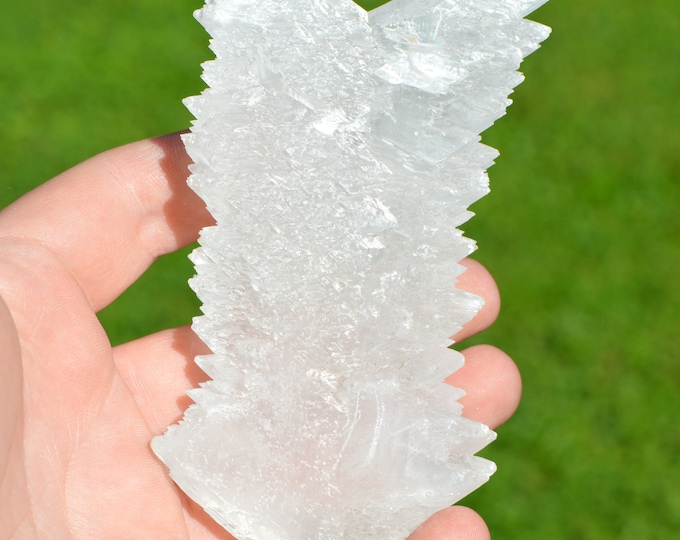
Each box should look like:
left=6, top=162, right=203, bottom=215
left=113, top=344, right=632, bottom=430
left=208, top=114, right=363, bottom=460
left=152, top=0, right=550, bottom=538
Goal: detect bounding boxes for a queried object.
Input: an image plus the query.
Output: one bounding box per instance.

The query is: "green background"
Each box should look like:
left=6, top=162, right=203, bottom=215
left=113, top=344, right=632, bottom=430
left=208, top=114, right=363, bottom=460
left=1, top=0, right=679, bottom=538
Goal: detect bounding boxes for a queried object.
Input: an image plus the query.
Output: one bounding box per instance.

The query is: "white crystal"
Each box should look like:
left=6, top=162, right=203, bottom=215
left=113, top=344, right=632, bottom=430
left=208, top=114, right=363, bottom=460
left=152, top=1, right=550, bottom=538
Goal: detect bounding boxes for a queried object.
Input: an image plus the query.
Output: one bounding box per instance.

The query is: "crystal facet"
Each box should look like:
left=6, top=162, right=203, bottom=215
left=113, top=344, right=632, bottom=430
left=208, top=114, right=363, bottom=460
left=152, top=1, right=549, bottom=538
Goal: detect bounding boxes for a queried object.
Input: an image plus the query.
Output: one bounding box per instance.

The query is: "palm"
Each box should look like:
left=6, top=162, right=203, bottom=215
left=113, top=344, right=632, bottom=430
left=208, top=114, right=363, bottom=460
left=2, top=258, right=229, bottom=538
left=0, top=134, right=519, bottom=540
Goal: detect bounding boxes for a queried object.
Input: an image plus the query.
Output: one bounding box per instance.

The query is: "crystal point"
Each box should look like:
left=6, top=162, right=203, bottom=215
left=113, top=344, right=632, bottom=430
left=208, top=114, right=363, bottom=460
left=152, top=1, right=549, bottom=538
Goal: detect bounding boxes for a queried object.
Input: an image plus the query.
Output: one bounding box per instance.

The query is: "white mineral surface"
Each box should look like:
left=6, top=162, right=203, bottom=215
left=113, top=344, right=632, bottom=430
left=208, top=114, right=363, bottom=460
left=152, top=0, right=550, bottom=538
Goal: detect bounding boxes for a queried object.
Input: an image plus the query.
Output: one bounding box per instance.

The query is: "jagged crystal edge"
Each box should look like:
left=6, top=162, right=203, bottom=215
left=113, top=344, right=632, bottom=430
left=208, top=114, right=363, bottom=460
left=152, top=1, right=549, bottom=538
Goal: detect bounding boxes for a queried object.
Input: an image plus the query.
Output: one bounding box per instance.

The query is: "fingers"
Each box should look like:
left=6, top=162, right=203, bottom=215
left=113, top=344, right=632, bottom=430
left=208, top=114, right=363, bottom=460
left=0, top=133, right=213, bottom=312
left=452, top=258, right=500, bottom=343
left=408, top=506, right=490, bottom=540
left=447, top=344, right=521, bottom=429
left=119, top=335, right=521, bottom=438
left=116, top=258, right=517, bottom=433
left=449, top=259, right=521, bottom=428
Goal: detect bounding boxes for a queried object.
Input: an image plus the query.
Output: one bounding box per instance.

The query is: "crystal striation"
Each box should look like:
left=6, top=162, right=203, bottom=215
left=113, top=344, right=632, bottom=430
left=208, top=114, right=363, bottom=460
left=152, top=1, right=550, bottom=538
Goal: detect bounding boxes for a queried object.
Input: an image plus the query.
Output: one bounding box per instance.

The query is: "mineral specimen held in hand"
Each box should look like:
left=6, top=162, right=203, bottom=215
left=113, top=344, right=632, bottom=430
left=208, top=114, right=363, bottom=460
left=151, top=0, right=550, bottom=538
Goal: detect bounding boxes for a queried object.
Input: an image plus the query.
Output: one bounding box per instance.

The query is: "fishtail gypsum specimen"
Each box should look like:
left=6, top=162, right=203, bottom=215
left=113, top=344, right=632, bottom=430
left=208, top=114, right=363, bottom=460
left=152, top=0, right=550, bottom=538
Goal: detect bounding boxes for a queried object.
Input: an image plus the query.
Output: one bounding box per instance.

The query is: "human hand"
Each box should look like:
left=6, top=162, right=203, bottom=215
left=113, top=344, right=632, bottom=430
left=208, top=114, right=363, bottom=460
left=0, top=133, right=520, bottom=539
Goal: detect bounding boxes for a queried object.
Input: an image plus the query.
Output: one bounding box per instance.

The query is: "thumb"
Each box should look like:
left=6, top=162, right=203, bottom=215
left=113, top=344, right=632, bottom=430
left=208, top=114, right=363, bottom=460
left=0, top=295, right=29, bottom=534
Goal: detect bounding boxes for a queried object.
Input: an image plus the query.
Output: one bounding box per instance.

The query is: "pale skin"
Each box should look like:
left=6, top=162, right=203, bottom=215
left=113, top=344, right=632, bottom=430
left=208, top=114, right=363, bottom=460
left=0, top=133, right=521, bottom=540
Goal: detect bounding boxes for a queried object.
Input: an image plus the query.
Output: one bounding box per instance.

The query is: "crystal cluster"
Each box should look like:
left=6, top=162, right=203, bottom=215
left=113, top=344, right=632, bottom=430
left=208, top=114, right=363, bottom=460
left=152, top=1, right=549, bottom=538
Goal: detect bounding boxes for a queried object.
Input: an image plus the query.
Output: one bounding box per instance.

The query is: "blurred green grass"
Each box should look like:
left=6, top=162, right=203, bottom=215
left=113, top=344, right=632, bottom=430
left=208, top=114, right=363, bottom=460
left=1, top=0, right=679, bottom=538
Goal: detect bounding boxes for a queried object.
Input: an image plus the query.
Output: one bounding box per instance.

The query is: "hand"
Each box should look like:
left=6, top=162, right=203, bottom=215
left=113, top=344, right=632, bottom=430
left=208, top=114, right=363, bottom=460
left=0, top=133, right=520, bottom=539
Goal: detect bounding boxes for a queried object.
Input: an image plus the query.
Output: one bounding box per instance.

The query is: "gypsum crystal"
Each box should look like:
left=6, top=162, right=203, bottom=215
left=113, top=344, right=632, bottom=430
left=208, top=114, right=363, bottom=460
left=152, top=0, right=550, bottom=538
